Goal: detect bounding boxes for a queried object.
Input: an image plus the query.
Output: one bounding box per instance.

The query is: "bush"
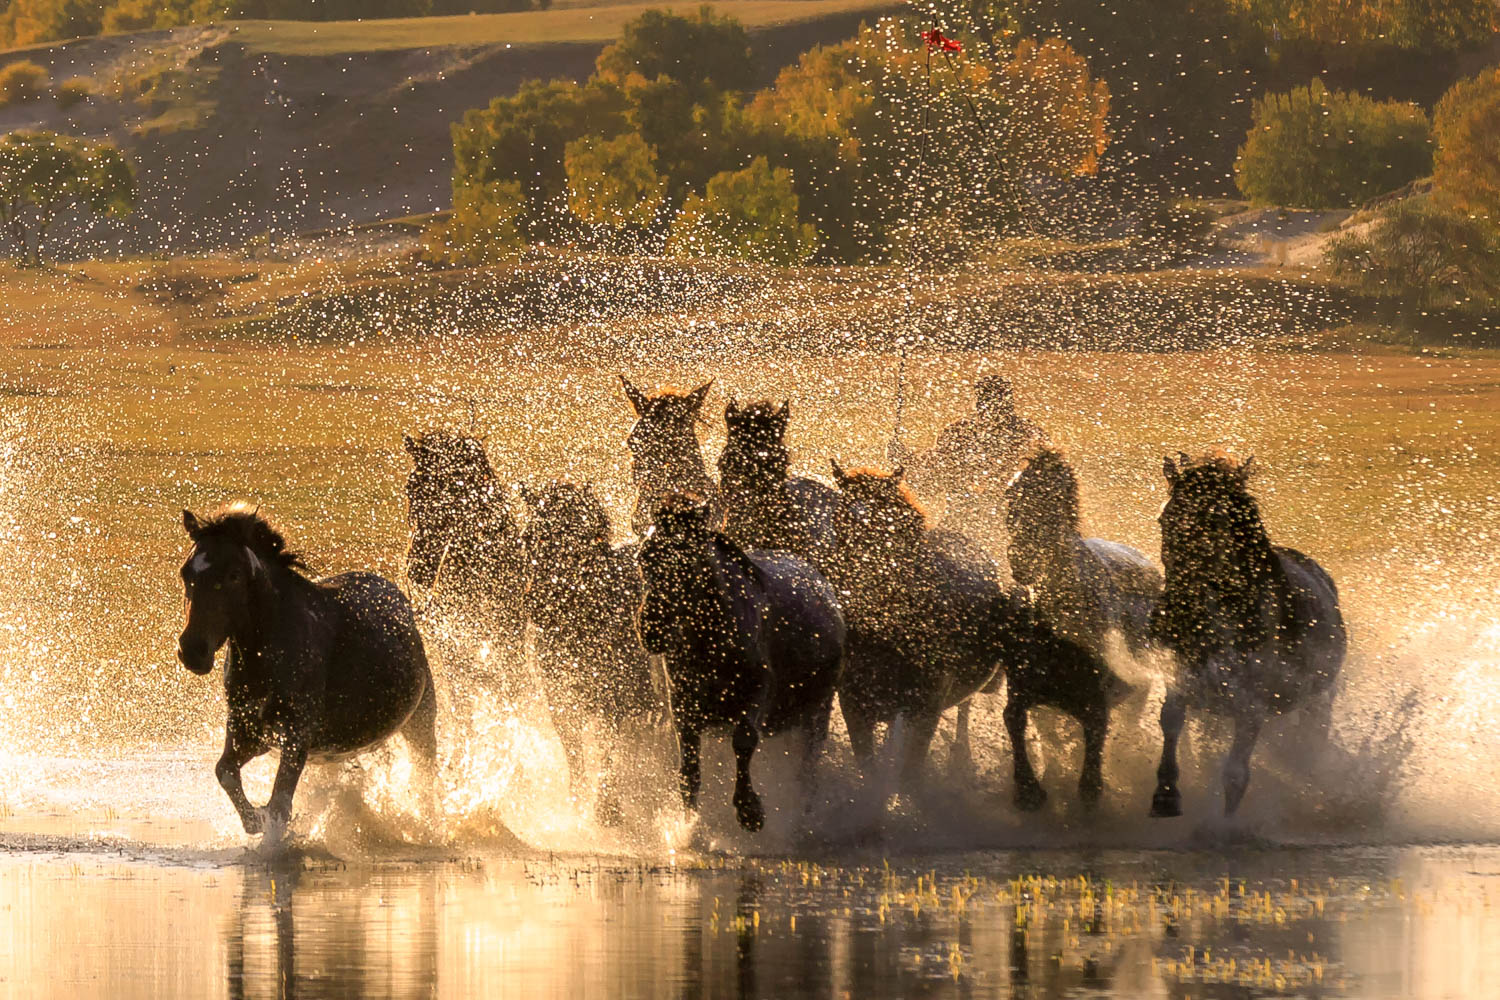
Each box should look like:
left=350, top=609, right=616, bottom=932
left=1235, top=79, right=1432, bottom=209
left=1432, top=68, right=1500, bottom=223
left=1325, top=198, right=1500, bottom=311
left=0, top=62, right=51, bottom=107
left=423, top=179, right=526, bottom=265
left=669, top=157, right=818, bottom=265
left=564, top=132, right=666, bottom=233
left=55, top=77, right=93, bottom=110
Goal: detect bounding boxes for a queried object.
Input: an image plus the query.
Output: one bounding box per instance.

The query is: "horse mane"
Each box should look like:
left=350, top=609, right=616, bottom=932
left=190, top=502, right=309, bottom=574
left=1005, top=446, right=1080, bottom=535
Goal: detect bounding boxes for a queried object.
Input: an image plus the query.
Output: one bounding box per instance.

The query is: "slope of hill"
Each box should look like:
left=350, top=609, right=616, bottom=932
left=0, top=0, right=895, bottom=254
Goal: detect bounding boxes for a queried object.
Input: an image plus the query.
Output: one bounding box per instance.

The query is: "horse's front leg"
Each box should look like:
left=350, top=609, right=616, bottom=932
left=1077, top=700, right=1108, bottom=810
left=595, top=714, right=625, bottom=828
left=898, top=708, right=943, bottom=790
left=949, top=699, right=975, bottom=778
left=796, top=697, right=835, bottom=814
left=1222, top=712, right=1264, bottom=816
left=731, top=719, right=764, bottom=831
left=1003, top=696, right=1045, bottom=811
left=263, top=743, right=309, bottom=839
left=216, top=726, right=267, bottom=835
left=1150, top=688, right=1188, bottom=817
left=678, top=726, right=702, bottom=813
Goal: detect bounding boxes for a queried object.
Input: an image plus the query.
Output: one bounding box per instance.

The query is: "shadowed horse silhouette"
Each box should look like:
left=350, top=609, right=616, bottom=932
left=637, top=495, right=845, bottom=831
left=621, top=377, right=716, bottom=533
left=718, top=398, right=838, bottom=567
left=520, top=481, right=662, bottom=825
left=1150, top=454, right=1347, bottom=818
left=177, top=504, right=436, bottom=837
left=403, top=429, right=527, bottom=703
left=827, top=463, right=1112, bottom=807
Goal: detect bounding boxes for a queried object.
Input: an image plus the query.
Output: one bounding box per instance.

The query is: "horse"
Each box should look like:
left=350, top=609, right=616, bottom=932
left=620, top=377, right=716, bottom=533
left=176, top=504, right=436, bottom=837
left=637, top=495, right=845, bottom=831
left=403, top=429, right=527, bottom=704
left=1149, top=454, right=1347, bottom=818
left=520, top=481, right=662, bottom=825
left=826, top=462, right=1115, bottom=808
left=717, top=398, right=838, bottom=568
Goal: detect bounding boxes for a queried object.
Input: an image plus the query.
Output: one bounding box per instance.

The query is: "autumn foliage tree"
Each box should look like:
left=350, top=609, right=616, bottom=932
left=564, top=132, right=667, bottom=239
left=669, top=156, right=817, bottom=265
left=1231, top=0, right=1496, bottom=49
left=1432, top=67, right=1500, bottom=223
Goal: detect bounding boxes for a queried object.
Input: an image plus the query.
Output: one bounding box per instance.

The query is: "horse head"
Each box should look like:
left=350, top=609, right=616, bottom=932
left=719, top=398, right=792, bottom=500
left=177, top=503, right=306, bottom=675
left=519, top=481, right=612, bottom=574
left=829, top=460, right=928, bottom=566
left=621, top=377, right=714, bottom=517
left=1005, top=447, right=1082, bottom=583
left=403, top=429, right=507, bottom=590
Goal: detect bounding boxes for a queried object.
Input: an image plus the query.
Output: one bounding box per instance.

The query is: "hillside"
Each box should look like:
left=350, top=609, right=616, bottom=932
left=0, top=0, right=895, bottom=254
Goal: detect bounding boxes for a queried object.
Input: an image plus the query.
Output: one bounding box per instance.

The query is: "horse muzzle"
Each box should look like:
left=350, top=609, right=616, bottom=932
left=176, top=638, right=216, bottom=675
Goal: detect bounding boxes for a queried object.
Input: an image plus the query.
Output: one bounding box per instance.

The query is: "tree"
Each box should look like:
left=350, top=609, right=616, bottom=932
left=0, top=131, right=135, bottom=265
left=1432, top=67, right=1500, bottom=222
left=669, top=156, right=818, bottom=265
left=0, top=61, right=50, bottom=107
left=449, top=79, right=629, bottom=240
left=425, top=179, right=526, bottom=265
left=0, top=0, right=104, bottom=47
left=1235, top=79, right=1432, bottom=208
left=564, top=132, right=667, bottom=235
left=1325, top=197, right=1500, bottom=310
left=1231, top=0, right=1496, bottom=49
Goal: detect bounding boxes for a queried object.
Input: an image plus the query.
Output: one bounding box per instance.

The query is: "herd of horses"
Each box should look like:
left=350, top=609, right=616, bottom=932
left=175, top=377, right=1349, bottom=839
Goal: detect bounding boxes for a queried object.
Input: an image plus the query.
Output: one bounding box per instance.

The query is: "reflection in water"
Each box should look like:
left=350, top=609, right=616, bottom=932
left=4, top=846, right=1500, bottom=998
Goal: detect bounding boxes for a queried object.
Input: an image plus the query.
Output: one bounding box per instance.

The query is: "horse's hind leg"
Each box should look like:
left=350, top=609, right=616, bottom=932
left=402, top=677, right=440, bottom=819
left=1150, top=689, right=1188, bottom=818
left=797, top=697, right=835, bottom=816
left=678, top=727, right=702, bottom=812
left=898, top=709, right=943, bottom=790
left=1222, top=713, right=1264, bottom=817
left=841, top=698, right=878, bottom=780
left=949, top=699, right=975, bottom=778
left=595, top=715, right=625, bottom=828
left=732, top=720, right=765, bottom=831
left=1077, top=699, right=1108, bottom=810
left=1003, top=697, right=1045, bottom=811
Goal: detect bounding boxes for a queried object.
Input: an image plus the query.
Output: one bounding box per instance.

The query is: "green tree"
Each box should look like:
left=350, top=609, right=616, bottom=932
left=0, top=131, right=135, bottom=265
left=564, top=132, right=667, bottom=233
left=1432, top=67, right=1500, bottom=222
left=669, top=156, right=818, bottom=265
left=1325, top=197, right=1500, bottom=310
left=1235, top=79, right=1432, bottom=208
left=449, top=78, right=629, bottom=240
left=425, top=179, right=526, bottom=265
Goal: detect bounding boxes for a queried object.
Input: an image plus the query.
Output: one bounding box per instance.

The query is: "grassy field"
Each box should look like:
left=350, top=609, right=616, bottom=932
left=213, top=0, right=894, bottom=54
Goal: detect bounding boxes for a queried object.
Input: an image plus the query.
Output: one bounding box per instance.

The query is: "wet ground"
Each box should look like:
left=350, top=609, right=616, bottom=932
left=3, top=838, right=1499, bottom=999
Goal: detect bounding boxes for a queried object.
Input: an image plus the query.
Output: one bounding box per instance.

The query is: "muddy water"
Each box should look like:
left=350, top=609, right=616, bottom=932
left=3, top=843, right=1500, bottom=998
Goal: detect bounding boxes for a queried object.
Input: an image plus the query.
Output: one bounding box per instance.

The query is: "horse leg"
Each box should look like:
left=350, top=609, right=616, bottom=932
left=216, top=728, right=267, bottom=835
left=1150, top=689, right=1188, bottom=818
left=732, top=719, right=765, bottom=832
left=1222, top=713, right=1264, bottom=817
left=263, top=743, right=309, bottom=840
left=595, top=715, right=625, bottom=828
left=678, top=727, right=702, bottom=813
left=1003, top=696, right=1046, bottom=812
left=949, top=699, right=975, bottom=778
left=1077, top=699, right=1108, bottom=810
left=401, top=678, right=440, bottom=819
left=841, top=698, right=878, bottom=780
left=898, top=709, right=943, bottom=790
left=796, top=697, right=834, bottom=816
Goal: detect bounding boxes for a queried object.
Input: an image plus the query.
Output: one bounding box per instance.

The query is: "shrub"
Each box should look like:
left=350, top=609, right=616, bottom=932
left=55, top=76, right=93, bottom=110
left=0, top=62, right=51, bottom=107
left=1432, top=67, right=1500, bottom=223
left=564, top=132, right=666, bottom=232
left=1325, top=197, right=1500, bottom=311
left=669, top=157, right=818, bottom=265
left=1235, top=79, right=1432, bottom=209
left=423, top=179, right=526, bottom=266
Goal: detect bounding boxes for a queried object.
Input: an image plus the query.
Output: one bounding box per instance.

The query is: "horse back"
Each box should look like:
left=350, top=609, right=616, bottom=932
left=786, top=476, right=837, bottom=544
left=1274, top=546, right=1347, bottom=672
left=744, top=550, right=845, bottom=731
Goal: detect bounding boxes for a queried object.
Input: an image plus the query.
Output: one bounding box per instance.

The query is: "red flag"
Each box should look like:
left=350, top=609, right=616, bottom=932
left=921, top=29, right=962, bottom=53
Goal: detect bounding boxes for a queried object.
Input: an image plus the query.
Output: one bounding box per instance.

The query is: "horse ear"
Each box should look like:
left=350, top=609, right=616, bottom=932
left=403, top=433, right=419, bottom=456
left=891, top=464, right=905, bottom=483
left=725, top=397, right=739, bottom=422
left=830, top=458, right=849, bottom=486
left=182, top=509, right=202, bottom=537
left=774, top=400, right=790, bottom=431
left=686, top=380, right=713, bottom=412
left=1239, top=455, right=1258, bottom=483
left=1162, top=455, right=1180, bottom=485
left=620, top=375, right=649, bottom=417
left=519, top=484, right=539, bottom=510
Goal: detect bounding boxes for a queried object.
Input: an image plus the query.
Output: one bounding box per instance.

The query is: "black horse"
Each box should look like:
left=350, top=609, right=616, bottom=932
left=403, top=429, right=527, bottom=702
left=177, top=504, right=436, bottom=837
left=1150, top=454, right=1347, bottom=818
left=826, top=463, right=1111, bottom=808
left=718, top=398, right=838, bottom=568
left=620, top=377, right=716, bottom=533
left=520, top=481, right=662, bottom=825
left=637, top=495, right=845, bottom=831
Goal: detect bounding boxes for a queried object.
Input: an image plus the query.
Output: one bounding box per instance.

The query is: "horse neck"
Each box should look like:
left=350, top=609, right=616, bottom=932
left=1163, top=525, right=1285, bottom=646
left=231, top=563, right=319, bottom=663
left=652, top=544, right=749, bottom=644
left=1012, top=518, right=1084, bottom=595
left=636, top=429, right=714, bottom=501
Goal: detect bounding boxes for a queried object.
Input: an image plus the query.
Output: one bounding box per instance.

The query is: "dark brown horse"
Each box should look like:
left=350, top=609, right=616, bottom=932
left=403, top=430, right=527, bottom=703
left=638, top=495, right=845, bottom=831
left=1150, top=454, right=1346, bottom=817
left=718, top=398, right=838, bottom=568
left=620, top=377, right=716, bottom=533
left=520, top=481, right=662, bottom=825
left=177, top=504, right=436, bottom=838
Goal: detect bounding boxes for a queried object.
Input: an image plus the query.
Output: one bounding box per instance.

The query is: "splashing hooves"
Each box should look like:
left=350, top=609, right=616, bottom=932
left=1150, top=786, right=1183, bottom=818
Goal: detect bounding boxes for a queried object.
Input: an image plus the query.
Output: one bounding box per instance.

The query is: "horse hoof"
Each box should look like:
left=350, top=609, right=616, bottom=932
left=1079, top=785, right=1102, bottom=811
left=1150, top=787, right=1182, bottom=818
left=1014, top=784, right=1047, bottom=813
left=241, top=811, right=264, bottom=836
left=735, top=794, right=765, bottom=832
